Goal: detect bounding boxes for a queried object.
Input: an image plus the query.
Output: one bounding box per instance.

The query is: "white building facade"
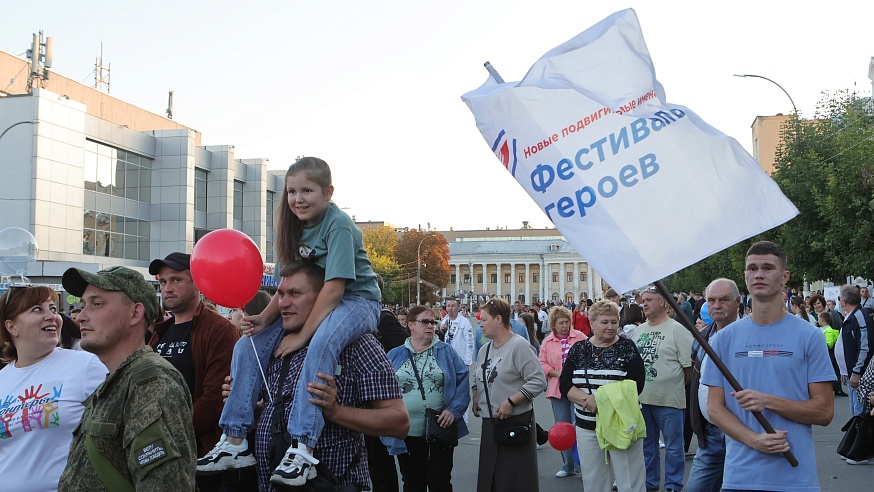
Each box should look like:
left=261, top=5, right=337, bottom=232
left=0, top=87, right=284, bottom=287
left=444, top=237, right=603, bottom=306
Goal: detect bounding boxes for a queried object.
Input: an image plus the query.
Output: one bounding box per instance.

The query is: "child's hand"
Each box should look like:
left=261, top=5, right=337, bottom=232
left=222, top=375, right=232, bottom=403
left=241, top=313, right=266, bottom=336
left=275, top=332, right=306, bottom=358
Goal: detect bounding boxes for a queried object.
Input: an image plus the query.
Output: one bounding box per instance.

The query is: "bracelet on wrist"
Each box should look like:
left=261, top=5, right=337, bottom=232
left=507, top=397, right=517, bottom=407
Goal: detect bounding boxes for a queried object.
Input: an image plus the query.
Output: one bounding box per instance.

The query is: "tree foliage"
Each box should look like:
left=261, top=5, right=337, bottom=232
left=772, top=90, right=874, bottom=282
left=395, top=230, right=450, bottom=305
left=667, top=90, right=874, bottom=293
left=362, top=226, right=401, bottom=305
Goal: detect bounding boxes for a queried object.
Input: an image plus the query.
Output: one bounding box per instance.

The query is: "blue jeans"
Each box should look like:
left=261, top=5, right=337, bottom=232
left=218, top=294, right=379, bottom=444
left=849, top=385, right=865, bottom=416
left=549, top=396, right=580, bottom=474
left=219, top=317, right=286, bottom=438
left=641, top=404, right=685, bottom=491
left=289, top=295, right=379, bottom=448
left=684, top=421, right=725, bottom=492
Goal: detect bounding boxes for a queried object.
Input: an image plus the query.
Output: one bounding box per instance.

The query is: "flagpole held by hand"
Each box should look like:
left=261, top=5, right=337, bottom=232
left=652, top=280, right=798, bottom=467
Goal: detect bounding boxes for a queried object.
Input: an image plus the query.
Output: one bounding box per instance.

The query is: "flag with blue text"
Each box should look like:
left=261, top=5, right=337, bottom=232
left=461, top=8, right=797, bottom=294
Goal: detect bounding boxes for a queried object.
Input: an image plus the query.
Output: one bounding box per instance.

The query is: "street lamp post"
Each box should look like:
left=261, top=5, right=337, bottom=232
left=416, top=232, right=439, bottom=305
left=734, top=74, right=798, bottom=115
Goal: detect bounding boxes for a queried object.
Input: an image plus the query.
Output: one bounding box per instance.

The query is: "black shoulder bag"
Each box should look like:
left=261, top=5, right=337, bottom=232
left=406, top=349, right=459, bottom=448
left=482, top=343, right=531, bottom=447
left=268, top=356, right=360, bottom=492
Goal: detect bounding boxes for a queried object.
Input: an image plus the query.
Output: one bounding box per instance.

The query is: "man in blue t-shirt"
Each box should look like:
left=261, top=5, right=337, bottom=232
left=701, top=241, right=835, bottom=492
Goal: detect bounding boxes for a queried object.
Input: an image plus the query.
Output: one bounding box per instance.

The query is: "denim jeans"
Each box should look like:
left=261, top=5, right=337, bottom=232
left=684, top=421, right=725, bottom=492
left=219, top=317, right=286, bottom=438
left=849, top=385, right=865, bottom=416
left=549, top=396, right=580, bottom=474
left=641, top=404, right=685, bottom=491
left=218, top=295, right=379, bottom=443
left=289, top=295, right=379, bottom=448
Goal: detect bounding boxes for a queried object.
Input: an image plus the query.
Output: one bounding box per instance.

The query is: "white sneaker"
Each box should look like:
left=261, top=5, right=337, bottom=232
left=659, top=439, right=665, bottom=449
left=536, top=443, right=544, bottom=450
left=196, top=435, right=256, bottom=473
left=555, top=470, right=577, bottom=478
left=846, top=459, right=870, bottom=465
left=271, top=446, right=319, bottom=486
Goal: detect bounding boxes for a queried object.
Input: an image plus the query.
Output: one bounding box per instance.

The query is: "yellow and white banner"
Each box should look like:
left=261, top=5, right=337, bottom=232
left=461, top=8, right=797, bottom=294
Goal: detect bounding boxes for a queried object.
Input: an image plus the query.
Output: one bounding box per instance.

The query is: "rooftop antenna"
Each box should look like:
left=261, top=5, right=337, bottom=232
left=166, top=91, right=174, bottom=119
left=94, top=42, right=110, bottom=93
left=26, top=31, right=53, bottom=93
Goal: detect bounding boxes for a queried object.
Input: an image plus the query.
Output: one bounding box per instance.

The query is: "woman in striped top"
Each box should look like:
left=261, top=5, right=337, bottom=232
left=559, top=300, right=646, bottom=492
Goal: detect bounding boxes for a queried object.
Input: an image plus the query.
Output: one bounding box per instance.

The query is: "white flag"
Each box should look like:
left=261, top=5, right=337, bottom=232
left=461, top=8, right=797, bottom=294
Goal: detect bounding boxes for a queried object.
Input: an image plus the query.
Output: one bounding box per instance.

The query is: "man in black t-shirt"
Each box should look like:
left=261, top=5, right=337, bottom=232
left=147, top=252, right=245, bottom=490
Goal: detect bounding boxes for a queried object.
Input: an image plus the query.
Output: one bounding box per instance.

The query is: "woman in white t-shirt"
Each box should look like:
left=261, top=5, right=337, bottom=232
left=0, top=286, right=107, bottom=492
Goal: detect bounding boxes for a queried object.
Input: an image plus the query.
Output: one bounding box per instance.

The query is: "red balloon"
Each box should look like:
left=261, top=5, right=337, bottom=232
left=191, top=229, right=263, bottom=308
left=548, top=422, right=576, bottom=451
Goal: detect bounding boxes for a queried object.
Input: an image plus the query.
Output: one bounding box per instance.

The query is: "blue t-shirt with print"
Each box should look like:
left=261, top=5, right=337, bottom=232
left=701, top=313, right=835, bottom=491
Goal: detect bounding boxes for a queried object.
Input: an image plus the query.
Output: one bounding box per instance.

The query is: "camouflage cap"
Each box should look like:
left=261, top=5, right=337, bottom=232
left=62, top=266, right=160, bottom=324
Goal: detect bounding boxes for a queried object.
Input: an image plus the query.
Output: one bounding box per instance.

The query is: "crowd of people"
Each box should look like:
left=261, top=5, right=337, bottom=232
left=0, top=156, right=872, bottom=492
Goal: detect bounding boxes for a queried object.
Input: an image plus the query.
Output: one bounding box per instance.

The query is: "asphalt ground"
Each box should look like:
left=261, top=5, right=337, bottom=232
left=409, top=391, right=874, bottom=491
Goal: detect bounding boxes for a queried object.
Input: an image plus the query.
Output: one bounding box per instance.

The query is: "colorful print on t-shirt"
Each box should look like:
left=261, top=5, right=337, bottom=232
left=0, top=380, right=64, bottom=439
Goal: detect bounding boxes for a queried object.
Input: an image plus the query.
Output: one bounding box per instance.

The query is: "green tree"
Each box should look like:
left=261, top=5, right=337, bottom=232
left=772, top=90, right=874, bottom=282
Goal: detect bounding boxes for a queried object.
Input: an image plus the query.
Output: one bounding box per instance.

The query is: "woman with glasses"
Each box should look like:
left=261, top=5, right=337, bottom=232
left=382, top=305, right=471, bottom=491
left=0, top=286, right=107, bottom=490
left=471, top=297, right=547, bottom=492
left=539, top=305, right=586, bottom=478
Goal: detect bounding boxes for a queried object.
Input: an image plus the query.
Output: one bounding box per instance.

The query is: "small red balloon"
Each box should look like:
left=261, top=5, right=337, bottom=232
left=191, top=229, right=263, bottom=308
left=549, top=422, right=576, bottom=451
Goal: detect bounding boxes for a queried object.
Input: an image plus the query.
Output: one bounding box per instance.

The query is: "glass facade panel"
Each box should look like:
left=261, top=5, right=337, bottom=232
left=195, top=169, right=208, bottom=213
left=82, top=211, right=150, bottom=261
left=84, top=140, right=151, bottom=203
left=233, top=180, right=243, bottom=221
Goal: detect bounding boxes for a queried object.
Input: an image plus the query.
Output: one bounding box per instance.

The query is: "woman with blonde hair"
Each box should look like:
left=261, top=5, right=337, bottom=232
left=472, top=297, right=547, bottom=492
left=560, top=300, right=646, bottom=491
left=539, top=305, right=587, bottom=478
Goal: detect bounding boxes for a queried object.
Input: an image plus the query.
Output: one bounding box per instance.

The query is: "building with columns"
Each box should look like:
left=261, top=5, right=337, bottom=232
left=438, top=228, right=603, bottom=307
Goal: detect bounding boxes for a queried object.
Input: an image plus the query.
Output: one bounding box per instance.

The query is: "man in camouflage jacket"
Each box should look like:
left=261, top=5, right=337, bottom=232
left=58, top=266, right=197, bottom=491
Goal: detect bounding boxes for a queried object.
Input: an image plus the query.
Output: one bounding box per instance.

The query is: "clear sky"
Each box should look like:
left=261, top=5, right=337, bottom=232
left=3, top=1, right=872, bottom=231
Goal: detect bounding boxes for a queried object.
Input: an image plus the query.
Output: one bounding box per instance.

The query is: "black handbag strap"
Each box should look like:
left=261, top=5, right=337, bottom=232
left=405, top=348, right=431, bottom=409
left=481, top=343, right=496, bottom=419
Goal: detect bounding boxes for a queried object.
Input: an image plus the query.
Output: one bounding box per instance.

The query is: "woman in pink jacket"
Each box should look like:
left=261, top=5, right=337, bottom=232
left=538, top=305, right=587, bottom=478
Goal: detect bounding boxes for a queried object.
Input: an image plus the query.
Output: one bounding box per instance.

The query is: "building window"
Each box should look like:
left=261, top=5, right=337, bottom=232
left=84, top=140, right=152, bottom=203
left=194, top=168, right=208, bottom=213
left=580, top=272, right=587, bottom=282
left=233, top=180, right=244, bottom=221
left=533, top=294, right=540, bottom=303
left=518, top=274, right=524, bottom=283
left=504, top=273, right=510, bottom=283
left=451, top=274, right=457, bottom=284
left=83, top=211, right=150, bottom=261
left=490, top=274, right=497, bottom=284
left=265, top=239, right=274, bottom=264
left=552, top=293, right=560, bottom=301
left=477, top=274, right=483, bottom=283
left=266, top=191, right=276, bottom=228
left=552, top=273, right=558, bottom=283
left=463, top=274, right=471, bottom=284
left=566, top=272, right=573, bottom=282
left=533, top=274, right=539, bottom=283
